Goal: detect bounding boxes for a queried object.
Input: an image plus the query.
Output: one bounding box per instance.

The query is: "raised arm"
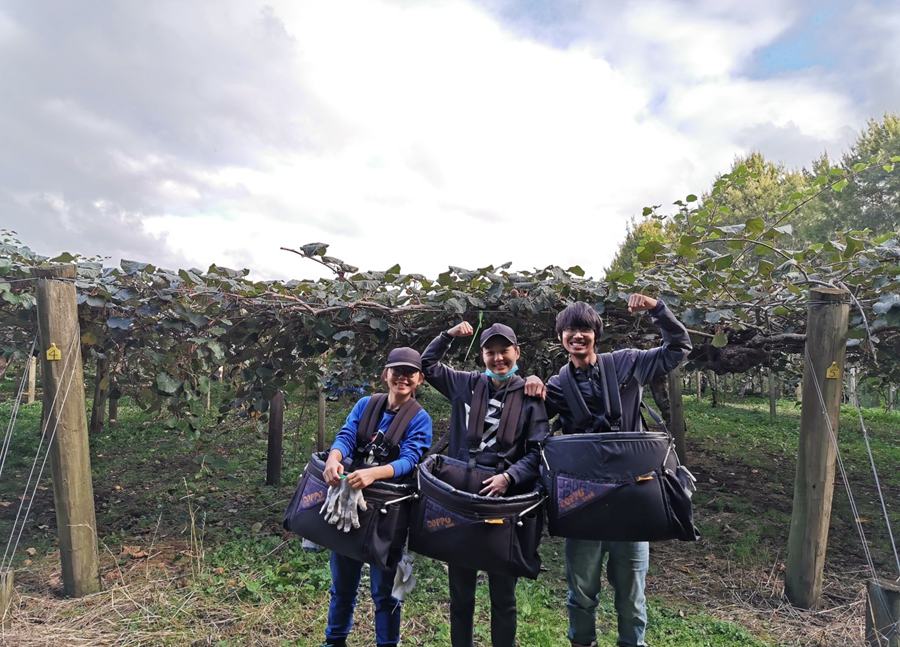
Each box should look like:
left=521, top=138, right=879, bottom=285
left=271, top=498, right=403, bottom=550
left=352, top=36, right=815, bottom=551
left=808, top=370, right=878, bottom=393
left=421, top=322, right=477, bottom=400
left=614, top=295, right=692, bottom=386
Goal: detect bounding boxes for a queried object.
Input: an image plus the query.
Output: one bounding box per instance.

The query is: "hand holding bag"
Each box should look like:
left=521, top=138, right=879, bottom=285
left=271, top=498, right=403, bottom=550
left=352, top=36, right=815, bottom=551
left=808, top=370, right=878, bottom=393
left=409, top=454, right=545, bottom=578
left=540, top=353, right=700, bottom=542
left=283, top=452, right=415, bottom=570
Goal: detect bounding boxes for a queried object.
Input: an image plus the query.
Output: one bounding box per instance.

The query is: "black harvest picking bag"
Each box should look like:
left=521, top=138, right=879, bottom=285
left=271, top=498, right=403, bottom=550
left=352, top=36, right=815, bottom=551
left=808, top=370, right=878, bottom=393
left=540, top=353, right=699, bottom=542
left=282, top=394, right=422, bottom=570
left=283, top=451, right=415, bottom=570
left=409, top=454, right=545, bottom=579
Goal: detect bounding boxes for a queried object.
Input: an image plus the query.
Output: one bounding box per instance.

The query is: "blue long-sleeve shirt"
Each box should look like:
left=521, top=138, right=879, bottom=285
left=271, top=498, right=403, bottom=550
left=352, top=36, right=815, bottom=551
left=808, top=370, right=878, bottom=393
left=330, top=395, right=433, bottom=479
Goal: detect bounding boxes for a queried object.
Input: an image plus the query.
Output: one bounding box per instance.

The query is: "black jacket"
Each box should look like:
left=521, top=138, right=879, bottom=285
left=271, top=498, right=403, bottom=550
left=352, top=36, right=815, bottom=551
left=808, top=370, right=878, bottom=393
left=421, top=332, right=549, bottom=490
left=546, top=299, right=692, bottom=433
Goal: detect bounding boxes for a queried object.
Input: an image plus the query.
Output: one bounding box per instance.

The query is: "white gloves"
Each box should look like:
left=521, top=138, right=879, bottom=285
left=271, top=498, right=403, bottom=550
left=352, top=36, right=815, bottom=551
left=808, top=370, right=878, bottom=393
left=320, top=479, right=368, bottom=532
left=391, top=548, right=416, bottom=600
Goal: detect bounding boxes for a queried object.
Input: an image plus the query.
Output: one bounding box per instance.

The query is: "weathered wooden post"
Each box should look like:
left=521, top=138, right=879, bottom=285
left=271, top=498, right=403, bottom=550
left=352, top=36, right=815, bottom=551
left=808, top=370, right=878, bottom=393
left=317, top=387, right=326, bottom=452
left=0, top=568, right=13, bottom=627
left=769, top=369, right=778, bottom=421
left=866, top=578, right=900, bottom=646
left=707, top=371, right=718, bottom=407
left=108, top=381, right=119, bottom=425
left=668, top=367, right=687, bottom=464
left=849, top=366, right=859, bottom=407
left=785, top=287, right=849, bottom=609
left=889, top=385, right=896, bottom=411
left=89, top=355, right=109, bottom=435
left=32, top=265, right=101, bottom=597
left=26, top=355, right=37, bottom=404
left=266, top=391, right=284, bottom=486
left=695, top=370, right=702, bottom=401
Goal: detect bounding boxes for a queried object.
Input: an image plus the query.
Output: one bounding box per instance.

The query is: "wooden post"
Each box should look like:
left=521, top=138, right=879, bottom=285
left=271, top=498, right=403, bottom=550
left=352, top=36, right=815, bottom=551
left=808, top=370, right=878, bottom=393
left=648, top=373, right=670, bottom=426
left=769, top=369, right=778, bottom=421
left=89, top=355, right=109, bottom=435
left=707, top=371, right=718, bottom=407
left=668, top=367, right=687, bottom=464
left=795, top=380, right=803, bottom=403
left=26, top=355, right=37, bottom=404
left=32, top=265, right=101, bottom=597
left=849, top=366, right=859, bottom=406
left=866, top=578, right=900, bottom=646
left=266, top=391, right=284, bottom=486
left=695, top=370, right=702, bottom=401
left=785, top=287, right=849, bottom=609
left=317, top=387, right=326, bottom=452
left=108, top=381, right=119, bottom=425
left=0, top=568, right=13, bottom=628
left=889, top=385, right=896, bottom=411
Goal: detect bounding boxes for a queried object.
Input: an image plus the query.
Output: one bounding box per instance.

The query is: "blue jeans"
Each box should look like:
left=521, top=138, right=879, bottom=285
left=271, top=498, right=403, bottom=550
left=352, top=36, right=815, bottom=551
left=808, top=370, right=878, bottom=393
left=326, top=551, right=401, bottom=646
left=565, top=539, right=649, bottom=647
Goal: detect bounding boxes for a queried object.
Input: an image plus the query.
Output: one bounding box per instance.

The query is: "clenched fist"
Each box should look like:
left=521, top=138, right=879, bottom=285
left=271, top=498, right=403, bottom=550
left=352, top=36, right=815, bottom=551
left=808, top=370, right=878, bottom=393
left=627, top=293, right=658, bottom=314
left=447, top=322, right=474, bottom=337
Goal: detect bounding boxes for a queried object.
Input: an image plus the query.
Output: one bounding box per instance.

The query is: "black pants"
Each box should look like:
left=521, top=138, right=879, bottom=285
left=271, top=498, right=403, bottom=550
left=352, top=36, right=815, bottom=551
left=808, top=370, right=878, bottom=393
left=448, top=565, right=517, bottom=647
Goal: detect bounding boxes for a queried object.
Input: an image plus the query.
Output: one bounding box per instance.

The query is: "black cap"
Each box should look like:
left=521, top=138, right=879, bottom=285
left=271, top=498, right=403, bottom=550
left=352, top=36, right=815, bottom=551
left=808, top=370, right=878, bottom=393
left=479, top=323, right=517, bottom=347
left=384, top=347, right=423, bottom=371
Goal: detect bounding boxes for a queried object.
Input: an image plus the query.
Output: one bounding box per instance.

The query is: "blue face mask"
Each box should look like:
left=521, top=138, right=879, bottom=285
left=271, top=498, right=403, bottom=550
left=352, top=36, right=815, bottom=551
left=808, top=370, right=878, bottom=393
left=484, top=364, right=519, bottom=381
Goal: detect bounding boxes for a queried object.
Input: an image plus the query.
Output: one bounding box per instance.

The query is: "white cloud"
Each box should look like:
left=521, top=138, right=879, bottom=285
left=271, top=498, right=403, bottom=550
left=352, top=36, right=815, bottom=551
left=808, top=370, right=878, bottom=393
left=2, top=0, right=894, bottom=280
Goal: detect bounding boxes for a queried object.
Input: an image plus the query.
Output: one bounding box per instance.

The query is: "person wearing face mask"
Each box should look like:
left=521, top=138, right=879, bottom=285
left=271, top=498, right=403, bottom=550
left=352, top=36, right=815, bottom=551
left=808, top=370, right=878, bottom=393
left=319, top=347, right=433, bottom=647
left=527, top=294, right=691, bottom=647
left=421, top=323, right=549, bottom=647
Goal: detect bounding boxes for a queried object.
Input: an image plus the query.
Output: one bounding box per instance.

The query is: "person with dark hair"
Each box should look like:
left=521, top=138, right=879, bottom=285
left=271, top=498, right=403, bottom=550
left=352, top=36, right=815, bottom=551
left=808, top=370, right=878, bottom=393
left=319, top=347, right=433, bottom=647
left=421, top=322, right=549, bottom=647
left=554, top=300, right=604, bottom=339
left=530, top=293, right=691, bottom=647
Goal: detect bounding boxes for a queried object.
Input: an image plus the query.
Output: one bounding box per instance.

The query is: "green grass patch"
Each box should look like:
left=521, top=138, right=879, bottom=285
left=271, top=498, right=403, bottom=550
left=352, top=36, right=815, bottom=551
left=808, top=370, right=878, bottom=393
left=6, top=372, right=894, bottom=644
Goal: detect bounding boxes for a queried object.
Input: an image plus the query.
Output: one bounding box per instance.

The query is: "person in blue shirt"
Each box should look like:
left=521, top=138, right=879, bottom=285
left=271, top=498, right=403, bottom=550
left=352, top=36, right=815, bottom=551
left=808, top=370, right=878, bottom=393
left=320, top=347, right=433, bottom=647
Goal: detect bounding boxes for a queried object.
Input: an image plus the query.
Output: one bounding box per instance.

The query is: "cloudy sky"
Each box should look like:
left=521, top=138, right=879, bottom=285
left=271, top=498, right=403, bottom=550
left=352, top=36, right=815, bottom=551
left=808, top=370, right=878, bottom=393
left=1, top=0, right=897, bottom=280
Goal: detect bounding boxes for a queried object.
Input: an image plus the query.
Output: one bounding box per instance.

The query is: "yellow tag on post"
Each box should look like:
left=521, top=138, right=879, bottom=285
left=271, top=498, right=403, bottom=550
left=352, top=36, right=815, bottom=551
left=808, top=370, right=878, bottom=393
left=46, top=343, right=62, bottom=361
left=825, top=362, right=840, bottom=379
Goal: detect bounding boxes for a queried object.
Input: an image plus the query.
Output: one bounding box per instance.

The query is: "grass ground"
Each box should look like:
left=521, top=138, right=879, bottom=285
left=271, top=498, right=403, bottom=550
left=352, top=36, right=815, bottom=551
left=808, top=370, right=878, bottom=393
left=0, top=374, right=896, bottom=646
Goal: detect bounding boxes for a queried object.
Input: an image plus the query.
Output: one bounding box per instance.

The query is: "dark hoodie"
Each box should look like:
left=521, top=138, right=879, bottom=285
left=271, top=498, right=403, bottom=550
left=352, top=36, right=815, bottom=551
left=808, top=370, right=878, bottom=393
left=546, top=299, right=692, bottom=433
left=421, top=332, right=549, bottom=491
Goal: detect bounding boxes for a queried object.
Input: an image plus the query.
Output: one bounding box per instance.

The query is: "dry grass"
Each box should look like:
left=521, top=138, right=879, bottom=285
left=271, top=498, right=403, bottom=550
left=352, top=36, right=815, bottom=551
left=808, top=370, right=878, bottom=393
left=651, top=541, right=870, bottom=647
left=1, top=541, right=328, bottom=646
left=1, top=536, right=879, bottom=647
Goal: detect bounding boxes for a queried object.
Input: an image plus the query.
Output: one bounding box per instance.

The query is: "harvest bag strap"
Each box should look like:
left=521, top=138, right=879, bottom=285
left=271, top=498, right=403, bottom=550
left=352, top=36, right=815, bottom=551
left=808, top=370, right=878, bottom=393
left=559, top=355, right=622, bottom=432
left=357, top=394, right=423, bottom=448
left=559, top=364, right=592, bottom=431
left=598, top=353, right=622, bottom=432
left=639, top=401, right=673, bottom=439
left=466, top=376, right=525, bottom=452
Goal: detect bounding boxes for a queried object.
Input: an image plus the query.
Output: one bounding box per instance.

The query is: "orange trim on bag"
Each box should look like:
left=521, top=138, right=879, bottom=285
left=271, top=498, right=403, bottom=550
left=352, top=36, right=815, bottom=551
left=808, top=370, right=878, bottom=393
left=636, top=474, right=655, bottom=483
left=483, top=519, right=505, bottom=525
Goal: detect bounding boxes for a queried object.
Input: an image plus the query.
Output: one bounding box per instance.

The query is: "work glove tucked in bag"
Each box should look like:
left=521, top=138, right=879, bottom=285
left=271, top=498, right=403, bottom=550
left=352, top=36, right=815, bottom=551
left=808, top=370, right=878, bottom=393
left=320, top=479, right=368, bottom=532
left=391, top=548, right=416, bottom=601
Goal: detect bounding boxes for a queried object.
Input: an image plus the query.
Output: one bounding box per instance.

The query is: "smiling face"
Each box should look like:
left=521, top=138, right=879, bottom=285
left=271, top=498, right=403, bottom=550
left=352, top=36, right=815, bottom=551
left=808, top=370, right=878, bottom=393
left=560, top=326, right=596, bottom=362
left=383, top=366, right=424, bottom=397
left=481, top=338, right=520, bottom=377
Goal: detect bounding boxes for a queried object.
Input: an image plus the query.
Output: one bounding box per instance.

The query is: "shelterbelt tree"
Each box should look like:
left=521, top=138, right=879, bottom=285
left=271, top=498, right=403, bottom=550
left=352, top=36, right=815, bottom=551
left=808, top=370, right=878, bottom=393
left=1, top=124, right=898, bottom=431
left=608, top=115, right=900, bottom=383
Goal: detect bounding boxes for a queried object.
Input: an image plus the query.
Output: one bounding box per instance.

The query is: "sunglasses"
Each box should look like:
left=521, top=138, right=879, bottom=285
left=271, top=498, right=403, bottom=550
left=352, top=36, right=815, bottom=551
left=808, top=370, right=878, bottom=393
left=389, top=366, right=421, bottom=378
